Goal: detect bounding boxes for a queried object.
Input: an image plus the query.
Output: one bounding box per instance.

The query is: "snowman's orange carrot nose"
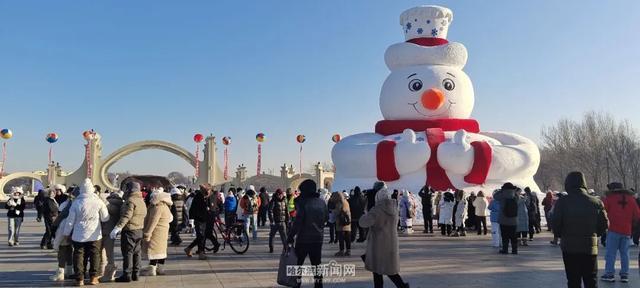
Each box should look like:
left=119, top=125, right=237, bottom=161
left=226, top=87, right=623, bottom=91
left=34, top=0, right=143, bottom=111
left=421, top=88, right=445, bottom=110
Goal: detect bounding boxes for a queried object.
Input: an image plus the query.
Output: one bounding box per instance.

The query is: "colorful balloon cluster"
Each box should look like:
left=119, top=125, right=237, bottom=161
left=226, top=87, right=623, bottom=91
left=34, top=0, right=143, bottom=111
left=0, top=129, right=12, bottom=140
left=222, top=137, right=231, bottom=145
left=46, top=133, right=59, bottom=143
left=256, top=133, right=265, bottom=142
left=332, top=134, right=341, bottom=143
left=193, top=133, right=204, bottom=143
left=296, top=134, right=306, bottom=143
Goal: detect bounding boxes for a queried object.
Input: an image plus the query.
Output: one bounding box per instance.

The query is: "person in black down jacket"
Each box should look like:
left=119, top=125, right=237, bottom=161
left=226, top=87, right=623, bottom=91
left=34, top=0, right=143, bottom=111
left=553, top=171, right=608, bottom=288
left=185, top=185, right=211, bottom=260
left=41, top=189, right=59, bottom=249
left=34, top=189, right=46, bottom=222
left=418, top=185, right=435, bottom=234
left=258, top=187, right=270, bottom=227
left=287, top=180, right=328, bottom=288
left=349, top=186, right=367, bottom=242
left=169, top=187, right=185, bottom=246
left=268, top=188, right=288, bottom=253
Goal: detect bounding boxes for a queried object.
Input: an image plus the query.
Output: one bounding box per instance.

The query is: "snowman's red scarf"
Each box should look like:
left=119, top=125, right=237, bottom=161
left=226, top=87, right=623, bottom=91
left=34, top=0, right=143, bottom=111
left=374, top=119, right=492, bottom=190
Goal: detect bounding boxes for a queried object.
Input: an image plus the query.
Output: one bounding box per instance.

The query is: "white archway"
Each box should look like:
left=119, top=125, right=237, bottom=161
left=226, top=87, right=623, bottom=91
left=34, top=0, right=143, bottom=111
left=99, top=140, right=197, bottom=191
left=0, top=171, right=47, bottom=198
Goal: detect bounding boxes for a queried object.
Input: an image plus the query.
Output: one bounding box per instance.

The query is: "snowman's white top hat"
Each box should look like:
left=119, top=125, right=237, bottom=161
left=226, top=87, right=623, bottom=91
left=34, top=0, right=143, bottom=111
left=385, top=5, right=468, bottom=70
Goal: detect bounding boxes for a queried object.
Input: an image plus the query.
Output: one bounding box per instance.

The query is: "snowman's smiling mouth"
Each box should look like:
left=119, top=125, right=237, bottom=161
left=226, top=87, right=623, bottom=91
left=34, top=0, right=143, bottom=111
left=408, top=100, right=455, bottom=118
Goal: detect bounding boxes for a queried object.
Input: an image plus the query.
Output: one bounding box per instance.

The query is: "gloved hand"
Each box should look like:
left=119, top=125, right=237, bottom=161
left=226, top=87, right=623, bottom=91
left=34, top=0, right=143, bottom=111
left=15, top=210, right=20, bottom=216
left=36, top=217, right=42, bottom=222
left=110, top=227, right=122, bottom=240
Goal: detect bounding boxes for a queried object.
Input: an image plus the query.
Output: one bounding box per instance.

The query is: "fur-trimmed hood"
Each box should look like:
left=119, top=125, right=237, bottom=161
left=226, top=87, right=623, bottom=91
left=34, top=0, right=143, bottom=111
left=150, top=191, right=173, bottom=207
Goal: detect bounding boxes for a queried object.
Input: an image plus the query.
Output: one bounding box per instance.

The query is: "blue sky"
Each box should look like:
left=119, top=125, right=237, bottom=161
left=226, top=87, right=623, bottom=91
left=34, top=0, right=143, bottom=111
left=1, top=1, right=639, bottom=177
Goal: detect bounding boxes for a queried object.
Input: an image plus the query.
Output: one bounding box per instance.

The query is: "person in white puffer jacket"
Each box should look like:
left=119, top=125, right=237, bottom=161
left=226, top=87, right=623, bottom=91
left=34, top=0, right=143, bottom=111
left=62, top=179, right=109, bottom=286
left=452, top=189, right=468, bottom=237
left=438, top=190, right=455, bottom=236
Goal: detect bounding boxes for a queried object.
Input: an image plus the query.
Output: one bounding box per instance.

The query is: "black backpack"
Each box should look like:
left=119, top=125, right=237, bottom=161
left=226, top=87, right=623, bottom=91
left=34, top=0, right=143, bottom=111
left=503, top=198, right=518, bottom=218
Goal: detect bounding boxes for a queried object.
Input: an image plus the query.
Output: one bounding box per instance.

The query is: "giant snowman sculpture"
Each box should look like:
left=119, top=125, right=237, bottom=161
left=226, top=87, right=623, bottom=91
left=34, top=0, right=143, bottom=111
left=332, top=5, right=540, bottom=193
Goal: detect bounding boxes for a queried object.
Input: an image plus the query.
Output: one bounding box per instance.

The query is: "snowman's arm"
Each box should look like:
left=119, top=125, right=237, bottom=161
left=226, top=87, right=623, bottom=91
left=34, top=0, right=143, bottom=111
left=479, top=131, right=540, bottom=180
left=331, top=133, right=384, bottom=179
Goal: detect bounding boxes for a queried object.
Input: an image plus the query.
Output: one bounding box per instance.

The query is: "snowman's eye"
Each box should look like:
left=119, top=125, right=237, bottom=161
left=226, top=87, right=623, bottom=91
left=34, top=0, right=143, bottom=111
left=442, top=78, right=455, bottom=91
left=408, top=79, right=423, bottom=92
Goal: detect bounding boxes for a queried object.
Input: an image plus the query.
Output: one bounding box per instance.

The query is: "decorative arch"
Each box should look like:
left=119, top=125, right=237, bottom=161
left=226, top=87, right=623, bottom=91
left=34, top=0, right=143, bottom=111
left=288, top=173, right=315, bottom=190
left=99, top=140, right=197, bottom=191
left=0, top=172, right=47, bottom=197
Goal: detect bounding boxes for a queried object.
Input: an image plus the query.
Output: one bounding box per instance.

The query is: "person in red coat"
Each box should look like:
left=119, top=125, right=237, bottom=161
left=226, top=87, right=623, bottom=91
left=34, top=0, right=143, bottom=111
left=601, top=182, right=640, bottom=283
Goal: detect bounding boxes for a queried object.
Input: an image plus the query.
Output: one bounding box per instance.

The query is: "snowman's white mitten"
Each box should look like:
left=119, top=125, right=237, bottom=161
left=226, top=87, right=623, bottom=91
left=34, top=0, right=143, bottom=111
left=437, top=130, right=474, bottom=175
left=394, top=129, right=431, bottom=175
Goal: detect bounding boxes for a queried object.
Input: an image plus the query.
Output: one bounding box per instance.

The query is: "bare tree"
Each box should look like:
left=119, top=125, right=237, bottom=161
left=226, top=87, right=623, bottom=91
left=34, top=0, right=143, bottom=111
left=538, top=111, right=640, bottom=193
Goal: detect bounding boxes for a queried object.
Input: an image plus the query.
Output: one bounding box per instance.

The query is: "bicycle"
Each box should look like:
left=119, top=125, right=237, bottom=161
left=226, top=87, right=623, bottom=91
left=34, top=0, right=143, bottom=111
left=205, top=216, right=250, bottom=254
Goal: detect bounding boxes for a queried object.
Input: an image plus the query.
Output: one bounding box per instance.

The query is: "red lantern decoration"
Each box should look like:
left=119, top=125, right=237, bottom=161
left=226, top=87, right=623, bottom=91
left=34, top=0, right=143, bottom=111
left=332, top=134, right=341, bottom=143
left=256, top=133, right=265, bottom=175
left=222, top=137, right=231, bottom=180
left=82, top=129, right=96, bottom=178
left=193, top=133, right=204, bottom=179
left=82, top=130, right=95, bottom=141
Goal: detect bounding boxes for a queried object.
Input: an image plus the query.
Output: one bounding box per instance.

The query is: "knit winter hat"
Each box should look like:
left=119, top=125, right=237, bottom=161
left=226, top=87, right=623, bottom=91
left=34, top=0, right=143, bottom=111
left=372, top=181, right=386, bottom=192
left=247, top=185, right=256, bottom=192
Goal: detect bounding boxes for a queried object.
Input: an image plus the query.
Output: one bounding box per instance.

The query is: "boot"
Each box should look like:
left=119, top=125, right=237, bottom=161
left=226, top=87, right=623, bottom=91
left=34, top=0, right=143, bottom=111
left=334, top=251, right=344, bottom=257
left=460, top=231, right=466, bottom=237
left=452, top=231, right=459, bottom=237
left=344, top=250, right=351, bottom=256
left=75, top=278, right=85, bottom=286
left=156, top=264, right=166, bottom=275
left=142, top=265, right=157, bottom=276
left=184, top=247, right=193, bottom=257
left=269, top=246, right=274, bottom=253
left=114, top=274, right=131, bottom=283
left=65, top=265, right=74, bottom=277
left=198, top=252, right=207, bottom=260
left=101, top=264, right=117, bottom=282
left=49, top=268, right=65, bottom=281
left=89, top=276, right=100, bottom=285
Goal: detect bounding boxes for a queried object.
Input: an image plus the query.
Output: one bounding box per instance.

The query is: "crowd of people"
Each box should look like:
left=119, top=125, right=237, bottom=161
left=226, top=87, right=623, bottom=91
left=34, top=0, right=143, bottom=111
left=5, top=171, right=640, bottom=287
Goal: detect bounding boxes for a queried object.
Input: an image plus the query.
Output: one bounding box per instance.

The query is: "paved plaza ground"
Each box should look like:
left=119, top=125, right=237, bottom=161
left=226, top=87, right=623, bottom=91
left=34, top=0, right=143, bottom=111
left=1, top=211, right=639, bottom=288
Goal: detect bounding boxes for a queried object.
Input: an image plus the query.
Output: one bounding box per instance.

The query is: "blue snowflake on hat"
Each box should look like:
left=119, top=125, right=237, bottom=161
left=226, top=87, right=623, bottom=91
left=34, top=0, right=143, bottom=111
left=405, top=22, right=412, bottom=33
left=431, top=28, right=438, bottom=37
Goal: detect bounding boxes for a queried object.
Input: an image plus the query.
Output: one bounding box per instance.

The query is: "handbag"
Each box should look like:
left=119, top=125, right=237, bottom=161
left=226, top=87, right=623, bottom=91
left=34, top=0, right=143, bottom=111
left=340, top=211, right=351, bottom=225
left=277, top=246, right=299, bottom=287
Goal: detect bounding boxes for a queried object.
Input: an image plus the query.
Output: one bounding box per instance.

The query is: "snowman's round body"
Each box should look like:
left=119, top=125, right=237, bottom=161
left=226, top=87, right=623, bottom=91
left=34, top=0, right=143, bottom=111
left=331, top=5, right=540, bottom=193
